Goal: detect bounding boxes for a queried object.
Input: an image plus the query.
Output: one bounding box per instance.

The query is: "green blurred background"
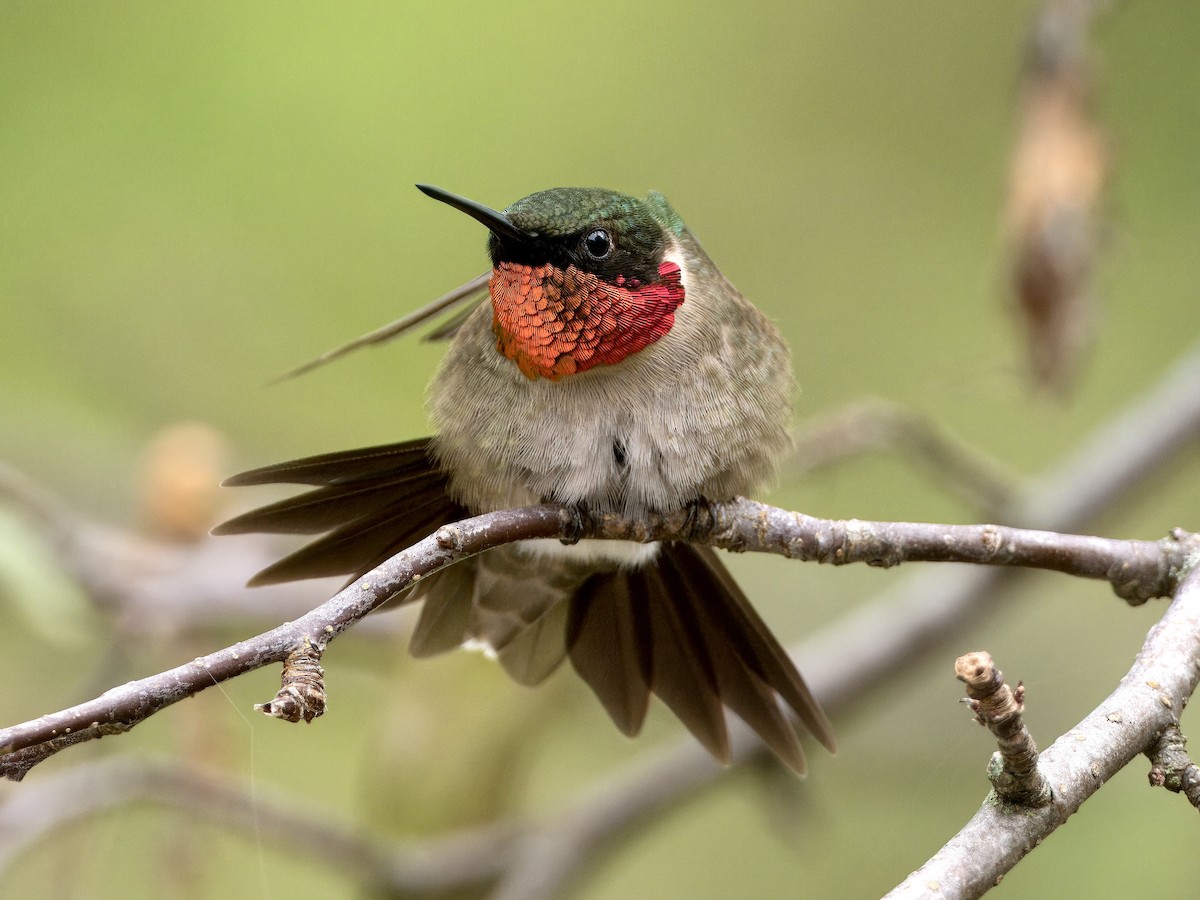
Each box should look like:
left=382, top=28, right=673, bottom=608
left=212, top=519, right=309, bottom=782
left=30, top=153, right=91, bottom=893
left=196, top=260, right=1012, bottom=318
left=2, top=1, right=1199, bottom=897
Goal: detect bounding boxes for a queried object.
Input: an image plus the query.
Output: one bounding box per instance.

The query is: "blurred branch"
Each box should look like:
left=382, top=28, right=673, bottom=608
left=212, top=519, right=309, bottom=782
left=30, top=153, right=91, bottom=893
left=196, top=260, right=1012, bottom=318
left=14, top=552, right=1190, bottom=898
left=0, top=757, right=517, bottom=894
left=790, top=399, right=1017, bottom=514
left=0, top=459, right=336, bottom=636
left=887, top=561, right=1200, bottom=898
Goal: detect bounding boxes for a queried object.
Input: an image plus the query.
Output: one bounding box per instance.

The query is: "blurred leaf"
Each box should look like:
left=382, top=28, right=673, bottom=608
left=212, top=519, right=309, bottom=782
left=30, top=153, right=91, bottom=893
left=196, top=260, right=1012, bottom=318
left=0, top=510, right=97, bottom=646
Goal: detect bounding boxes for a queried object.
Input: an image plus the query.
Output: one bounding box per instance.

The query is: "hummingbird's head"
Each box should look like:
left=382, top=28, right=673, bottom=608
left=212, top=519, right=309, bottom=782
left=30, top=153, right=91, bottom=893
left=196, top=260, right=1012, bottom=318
left=418, top=185, right=687, bottom=380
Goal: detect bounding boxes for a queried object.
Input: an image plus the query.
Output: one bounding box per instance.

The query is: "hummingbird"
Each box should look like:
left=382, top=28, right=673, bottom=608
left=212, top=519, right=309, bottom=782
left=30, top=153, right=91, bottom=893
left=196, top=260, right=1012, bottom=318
left=215, top=185, right=835, bottom=773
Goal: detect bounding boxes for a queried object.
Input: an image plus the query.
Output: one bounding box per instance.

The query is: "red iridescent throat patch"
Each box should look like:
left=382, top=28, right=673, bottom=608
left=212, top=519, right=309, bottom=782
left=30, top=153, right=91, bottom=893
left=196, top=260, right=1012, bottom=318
left=489, top=261, right=685, bottom=380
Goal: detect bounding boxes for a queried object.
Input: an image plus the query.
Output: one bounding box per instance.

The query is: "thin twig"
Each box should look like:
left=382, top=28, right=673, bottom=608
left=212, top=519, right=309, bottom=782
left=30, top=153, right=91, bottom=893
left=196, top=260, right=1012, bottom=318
left=956, top=651, right=1051, bottom=806
left=0, top=757, right=516, bottom=894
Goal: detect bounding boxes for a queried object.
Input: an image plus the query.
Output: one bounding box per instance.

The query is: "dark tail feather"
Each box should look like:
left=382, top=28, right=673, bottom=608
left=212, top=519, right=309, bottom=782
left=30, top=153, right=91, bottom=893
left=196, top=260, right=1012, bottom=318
left=643, top=554, right=732, bottom=762
left=217, top=438, right=438, bottom=489
left=213, top=438, right=468, bottom=586
left=567, top=543, right=833, bottom=774
left=214, top=470, right=451, bottom=536
left=567, top=569, right=654, bottom=738
left=682, top=545, right=836, bottom=755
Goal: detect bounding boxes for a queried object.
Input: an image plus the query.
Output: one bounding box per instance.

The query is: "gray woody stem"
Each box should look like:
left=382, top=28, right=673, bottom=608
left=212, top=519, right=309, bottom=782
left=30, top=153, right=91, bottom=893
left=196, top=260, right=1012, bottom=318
left=1, top=504, right=1193, bottom=780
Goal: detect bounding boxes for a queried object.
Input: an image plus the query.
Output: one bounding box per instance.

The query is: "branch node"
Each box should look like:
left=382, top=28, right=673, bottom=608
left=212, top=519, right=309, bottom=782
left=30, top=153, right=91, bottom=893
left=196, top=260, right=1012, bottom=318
left=434, top=523, right=463, bottom=551
left=956, top=651, right=1051, bottom=807
left=1168, top=528, right=1200, bottom=582
left=256, top=637, right=327, bottom=724
left=1145, top=724, right=1200, bottom=812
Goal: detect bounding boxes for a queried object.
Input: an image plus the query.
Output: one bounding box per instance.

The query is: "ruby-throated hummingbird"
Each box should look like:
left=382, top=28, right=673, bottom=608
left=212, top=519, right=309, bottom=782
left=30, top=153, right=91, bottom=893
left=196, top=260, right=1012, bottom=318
left=215, top=185, right=835, bottom=773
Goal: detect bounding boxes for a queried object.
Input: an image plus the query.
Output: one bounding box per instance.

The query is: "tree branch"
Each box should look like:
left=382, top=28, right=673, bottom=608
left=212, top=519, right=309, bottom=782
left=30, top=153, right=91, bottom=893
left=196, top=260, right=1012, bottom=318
left=886, top=560, right=1200, bottom=898
left=2, top=494, right=1193, bottom=779
left=0, top=505, right=564, bottom=779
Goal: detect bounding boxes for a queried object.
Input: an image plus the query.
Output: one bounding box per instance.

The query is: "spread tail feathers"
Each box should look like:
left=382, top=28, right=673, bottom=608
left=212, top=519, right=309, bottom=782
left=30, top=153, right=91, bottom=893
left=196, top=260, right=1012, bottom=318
left=212, top=438, right=468, bottom=586
left=567, top=543, right=835, bottom=774
left=216, top=442, right=834, bottom=771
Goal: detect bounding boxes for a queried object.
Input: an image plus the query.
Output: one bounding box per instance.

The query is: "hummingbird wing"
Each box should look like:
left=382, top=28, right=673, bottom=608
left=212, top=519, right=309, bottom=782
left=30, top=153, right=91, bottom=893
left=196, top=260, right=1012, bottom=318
left=567, top=543, right=834, bottom=775
left=420, top=298, right=484, bottom=342
left=213, top=438, right=468, bottom=587
left=271, top=272, right=490, bottom=381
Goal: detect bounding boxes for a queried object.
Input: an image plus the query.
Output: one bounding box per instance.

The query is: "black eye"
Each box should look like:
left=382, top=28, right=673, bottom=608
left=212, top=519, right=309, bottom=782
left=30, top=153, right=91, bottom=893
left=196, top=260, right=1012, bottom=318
left=583, top=228, right=613, bottom=260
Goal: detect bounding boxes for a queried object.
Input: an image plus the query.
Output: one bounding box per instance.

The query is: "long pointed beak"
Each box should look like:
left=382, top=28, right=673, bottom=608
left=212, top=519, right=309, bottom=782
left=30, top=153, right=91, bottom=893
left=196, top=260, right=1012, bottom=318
left=416, top=184, right=529, bottom=244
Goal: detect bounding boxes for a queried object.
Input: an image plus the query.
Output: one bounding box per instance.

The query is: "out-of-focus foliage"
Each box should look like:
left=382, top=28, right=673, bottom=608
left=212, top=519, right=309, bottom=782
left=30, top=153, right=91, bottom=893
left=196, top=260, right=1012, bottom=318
left=1, top=2, right=1199, bottom=898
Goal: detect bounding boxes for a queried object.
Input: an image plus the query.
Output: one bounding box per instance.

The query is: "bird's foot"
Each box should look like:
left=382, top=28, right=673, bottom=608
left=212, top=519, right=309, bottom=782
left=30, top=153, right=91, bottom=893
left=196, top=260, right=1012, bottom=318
left=681, top=496, right=715, bottom=541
